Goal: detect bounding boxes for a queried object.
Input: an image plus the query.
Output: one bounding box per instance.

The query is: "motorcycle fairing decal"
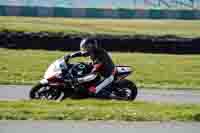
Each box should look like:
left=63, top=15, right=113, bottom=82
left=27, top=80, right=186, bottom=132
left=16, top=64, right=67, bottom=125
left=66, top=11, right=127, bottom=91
left=40, top=79, right=48, bottom=85
left=117, top=67, right=132, bottom=73
left=47, top=75, right=64, bottom=83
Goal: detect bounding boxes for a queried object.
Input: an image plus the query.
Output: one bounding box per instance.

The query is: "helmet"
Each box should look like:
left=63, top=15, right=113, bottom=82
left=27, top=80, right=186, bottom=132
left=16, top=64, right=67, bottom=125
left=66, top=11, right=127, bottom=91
left=80, top=38, right=98, bottom=51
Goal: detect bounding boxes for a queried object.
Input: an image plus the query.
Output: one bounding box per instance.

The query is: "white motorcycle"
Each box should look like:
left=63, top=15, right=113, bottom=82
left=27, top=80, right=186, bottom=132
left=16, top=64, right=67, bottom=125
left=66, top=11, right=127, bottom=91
left=29, top=57, right=138, bottom=101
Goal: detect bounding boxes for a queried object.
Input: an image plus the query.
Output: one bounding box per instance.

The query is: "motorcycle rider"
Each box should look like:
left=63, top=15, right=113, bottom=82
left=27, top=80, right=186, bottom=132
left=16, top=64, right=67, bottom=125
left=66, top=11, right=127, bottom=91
left=64, top=38, right=115, bottom=97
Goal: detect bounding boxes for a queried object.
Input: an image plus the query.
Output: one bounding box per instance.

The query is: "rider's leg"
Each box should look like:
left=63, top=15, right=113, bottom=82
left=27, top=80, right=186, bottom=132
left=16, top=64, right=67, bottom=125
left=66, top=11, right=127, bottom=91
left=88, top=68, right=116, bottom=95
left=88, top=74, right=114, bottom=96
left=95, top=75, right=114, bottom=94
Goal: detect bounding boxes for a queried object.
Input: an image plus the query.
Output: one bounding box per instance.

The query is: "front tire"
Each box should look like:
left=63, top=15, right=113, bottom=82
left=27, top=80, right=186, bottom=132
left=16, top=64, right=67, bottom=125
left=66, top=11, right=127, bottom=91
left=29, top=83, right=64, bottom=100
left=29, top=83, right=44, bottom=99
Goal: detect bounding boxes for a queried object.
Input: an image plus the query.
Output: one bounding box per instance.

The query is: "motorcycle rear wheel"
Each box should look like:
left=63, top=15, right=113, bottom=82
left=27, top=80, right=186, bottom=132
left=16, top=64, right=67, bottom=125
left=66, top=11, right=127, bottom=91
left=113, top=79, right=138, bottom=100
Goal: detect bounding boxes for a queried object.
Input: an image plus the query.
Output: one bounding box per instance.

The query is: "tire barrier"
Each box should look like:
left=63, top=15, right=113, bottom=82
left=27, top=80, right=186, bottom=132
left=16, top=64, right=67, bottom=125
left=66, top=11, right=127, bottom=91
left=0, top=31, right=200, bottom=54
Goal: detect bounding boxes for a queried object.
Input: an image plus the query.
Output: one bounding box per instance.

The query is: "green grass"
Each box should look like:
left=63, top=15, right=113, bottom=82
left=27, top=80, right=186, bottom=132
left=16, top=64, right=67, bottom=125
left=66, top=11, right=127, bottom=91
left=1, top=48, right=200, bottom=89
left=0, top=100, right=200, bottom=121
left=0, top=16, right=200, bottom=37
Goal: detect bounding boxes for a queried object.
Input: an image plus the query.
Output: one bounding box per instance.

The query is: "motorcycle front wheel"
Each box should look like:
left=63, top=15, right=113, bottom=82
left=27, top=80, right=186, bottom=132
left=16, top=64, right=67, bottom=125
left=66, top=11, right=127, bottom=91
left=29, top=83, right=64, bottom=101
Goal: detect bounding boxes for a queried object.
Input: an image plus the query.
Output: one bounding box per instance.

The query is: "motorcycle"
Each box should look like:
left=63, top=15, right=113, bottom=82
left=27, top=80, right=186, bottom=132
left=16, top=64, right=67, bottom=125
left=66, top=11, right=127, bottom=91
left=29, top=57, right=138, bottom=101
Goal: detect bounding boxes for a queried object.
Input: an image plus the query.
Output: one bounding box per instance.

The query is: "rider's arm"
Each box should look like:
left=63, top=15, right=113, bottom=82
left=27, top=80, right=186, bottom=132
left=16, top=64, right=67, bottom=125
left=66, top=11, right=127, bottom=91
left=70, top=51, right=89, bottom=58
left=64, top=51, right=89, bottom=63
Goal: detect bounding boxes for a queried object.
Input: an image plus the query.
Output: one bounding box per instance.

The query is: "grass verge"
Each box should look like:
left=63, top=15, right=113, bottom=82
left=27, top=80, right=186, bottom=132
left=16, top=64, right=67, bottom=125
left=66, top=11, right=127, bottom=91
left=0, top=16, right=200, bottom=37
left=0, top=99, right=200, bottom=121
left=1, top=48, right=200, bottom=89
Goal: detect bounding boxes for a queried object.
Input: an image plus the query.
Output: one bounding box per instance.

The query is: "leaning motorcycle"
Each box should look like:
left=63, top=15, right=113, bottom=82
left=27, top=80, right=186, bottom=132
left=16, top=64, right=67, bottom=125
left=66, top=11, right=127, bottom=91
left=29, top=57, right=138, bottom=101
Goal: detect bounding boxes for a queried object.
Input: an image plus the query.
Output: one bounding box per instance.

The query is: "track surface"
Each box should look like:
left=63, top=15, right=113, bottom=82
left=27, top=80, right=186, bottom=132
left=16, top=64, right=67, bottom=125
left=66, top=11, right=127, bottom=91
left=0, top=85, right=200, bottom=104
left=0, top=121, right=200, bottom=133
left=0, top=86, right=200, bottom=132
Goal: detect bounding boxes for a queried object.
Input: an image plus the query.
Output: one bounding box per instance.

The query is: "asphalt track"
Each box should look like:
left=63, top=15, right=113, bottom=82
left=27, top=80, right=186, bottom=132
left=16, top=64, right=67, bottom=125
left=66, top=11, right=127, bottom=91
left=0, top=86, right=200, bottom=132
left=0, top=121, right=200, bottom=133
left=0, top=85, right=200, bottom=104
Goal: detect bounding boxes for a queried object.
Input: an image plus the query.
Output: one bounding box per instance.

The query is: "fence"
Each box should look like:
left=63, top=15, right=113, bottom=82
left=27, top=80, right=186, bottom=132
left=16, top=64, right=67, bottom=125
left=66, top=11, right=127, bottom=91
left=0, top=0, right=200, bottom=19
left=0, top=6, right=200, bottom=19
left=1, top=0, right=200, bottom=9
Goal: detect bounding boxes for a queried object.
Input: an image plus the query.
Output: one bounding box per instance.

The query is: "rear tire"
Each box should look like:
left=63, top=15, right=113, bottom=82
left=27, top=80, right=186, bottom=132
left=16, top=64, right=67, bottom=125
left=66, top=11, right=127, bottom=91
left=114, top=79, right=138, bottom=100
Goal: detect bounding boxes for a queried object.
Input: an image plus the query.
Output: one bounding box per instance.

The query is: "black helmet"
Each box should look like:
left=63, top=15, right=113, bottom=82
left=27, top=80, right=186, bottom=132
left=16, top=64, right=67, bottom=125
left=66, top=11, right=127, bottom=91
left=80, top=38, right=98, bottom=51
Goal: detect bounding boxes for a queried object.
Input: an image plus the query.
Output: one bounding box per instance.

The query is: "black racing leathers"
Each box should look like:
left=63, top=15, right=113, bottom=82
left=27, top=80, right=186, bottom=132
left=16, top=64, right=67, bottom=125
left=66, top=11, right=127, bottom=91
left=65, top=48, right=115, bottom=78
